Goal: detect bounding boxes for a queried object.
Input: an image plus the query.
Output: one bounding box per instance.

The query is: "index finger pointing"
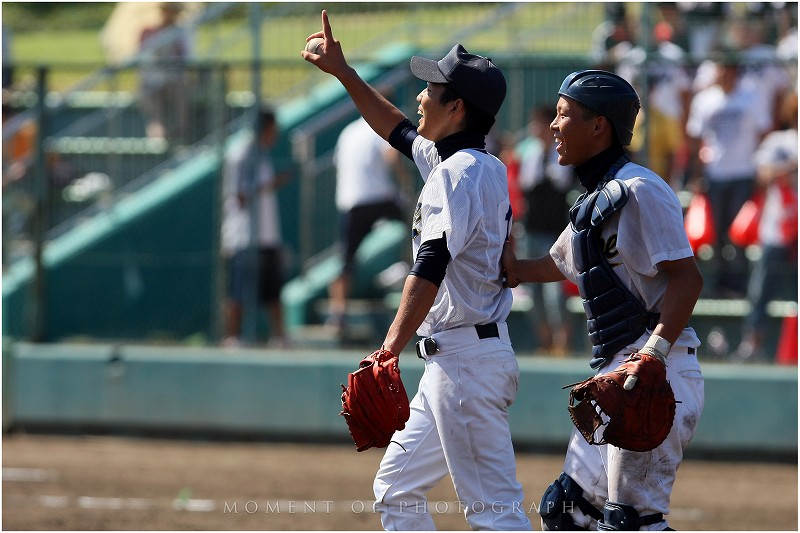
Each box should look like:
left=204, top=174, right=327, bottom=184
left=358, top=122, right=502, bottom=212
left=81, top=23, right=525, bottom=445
left=322, top=9, right=334, bottom=41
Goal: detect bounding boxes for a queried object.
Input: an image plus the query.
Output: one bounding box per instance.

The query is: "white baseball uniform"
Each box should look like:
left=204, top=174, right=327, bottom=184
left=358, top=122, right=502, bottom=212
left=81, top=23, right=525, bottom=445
left=373, top=134, right=531, bottom=531
left=549, top=161, right=705, bottom=530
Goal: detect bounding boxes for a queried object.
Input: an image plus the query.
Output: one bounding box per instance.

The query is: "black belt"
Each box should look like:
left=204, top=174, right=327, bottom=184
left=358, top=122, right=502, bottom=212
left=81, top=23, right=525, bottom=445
left=475, top=323, right=499, bottom=339
left=416, top=323, right=499, bottom=359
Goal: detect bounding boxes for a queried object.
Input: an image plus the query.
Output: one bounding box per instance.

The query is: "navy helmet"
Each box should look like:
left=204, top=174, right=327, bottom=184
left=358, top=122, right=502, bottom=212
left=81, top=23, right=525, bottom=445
left=558, top=70, right=640, bottom=146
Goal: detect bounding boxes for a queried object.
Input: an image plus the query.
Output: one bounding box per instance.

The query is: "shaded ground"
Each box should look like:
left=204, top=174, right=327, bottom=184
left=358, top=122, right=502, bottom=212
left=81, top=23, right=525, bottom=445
left=2, top=434, right=797, bottom=530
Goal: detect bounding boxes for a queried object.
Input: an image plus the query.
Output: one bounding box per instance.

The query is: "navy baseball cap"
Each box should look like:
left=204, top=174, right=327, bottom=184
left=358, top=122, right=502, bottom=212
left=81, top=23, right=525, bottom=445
left=410, top=44, right=507, bottom=118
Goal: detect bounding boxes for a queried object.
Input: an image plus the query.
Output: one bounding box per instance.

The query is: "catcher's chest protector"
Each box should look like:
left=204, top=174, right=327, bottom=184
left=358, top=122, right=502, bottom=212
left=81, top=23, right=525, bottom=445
left=570, top=157, right=659, bottom=369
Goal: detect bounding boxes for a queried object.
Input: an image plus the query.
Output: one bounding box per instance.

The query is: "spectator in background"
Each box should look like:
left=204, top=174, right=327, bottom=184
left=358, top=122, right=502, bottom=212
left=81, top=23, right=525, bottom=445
left=137, top=2, right=191, bottom=143
left=2, top=102, right=36, bottom=267
left=618, top=18, right=692, bottom=189
left=327, top=116, right=407, bottom=337
left=221, top=109, right=291, bottom=348
left=775, top=3, right=798, bottom=65
left=677, top=2, right=729, bottom=61
left=515, top=105, right=576, bottom=355
left=733, top=17, right=793, bottom=131
left=733, top=91, right=798, bottom=362
left=2, top=103, right=36, bottom=187
left=685, top=52, right=773, bottom=298
left=2, top=103, right=80, bottom=252
left=654, top=2, right=690, bottom=53
left=590, top=3, right=637, bottom=70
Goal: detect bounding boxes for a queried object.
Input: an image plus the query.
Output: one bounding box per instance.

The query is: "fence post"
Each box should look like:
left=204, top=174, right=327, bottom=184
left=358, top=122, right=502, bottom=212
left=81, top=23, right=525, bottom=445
left=211, top=64, right=229, bottom=344
left=294, top=132, right=315, bottom=271
left=29, top=66, right=48, bottom=342
left=240, top=3, right=264, bottom=344
left=637, top=2, right=652, bottom=168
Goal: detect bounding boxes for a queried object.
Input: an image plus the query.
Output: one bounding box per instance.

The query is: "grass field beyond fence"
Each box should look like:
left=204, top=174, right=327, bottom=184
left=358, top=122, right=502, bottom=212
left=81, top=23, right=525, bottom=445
left=4, top=3, right=608, bottom=92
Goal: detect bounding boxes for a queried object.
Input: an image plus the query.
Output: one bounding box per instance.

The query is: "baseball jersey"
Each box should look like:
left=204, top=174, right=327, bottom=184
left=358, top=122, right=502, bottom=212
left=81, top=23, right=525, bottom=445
left=549, top=161, right=701, bottom=349
left=410, top=135, right=513, bottom=337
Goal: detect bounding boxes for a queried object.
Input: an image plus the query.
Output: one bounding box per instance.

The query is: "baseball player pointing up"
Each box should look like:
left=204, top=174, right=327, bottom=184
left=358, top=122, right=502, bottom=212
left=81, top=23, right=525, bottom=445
left=303, top=10, right=531, bottom=531
left=503, top=71, right=705, bottom=530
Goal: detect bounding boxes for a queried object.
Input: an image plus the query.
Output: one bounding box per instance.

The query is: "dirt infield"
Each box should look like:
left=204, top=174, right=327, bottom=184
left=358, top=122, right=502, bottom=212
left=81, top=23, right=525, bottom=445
left=2, top=433, right=796, bottom=530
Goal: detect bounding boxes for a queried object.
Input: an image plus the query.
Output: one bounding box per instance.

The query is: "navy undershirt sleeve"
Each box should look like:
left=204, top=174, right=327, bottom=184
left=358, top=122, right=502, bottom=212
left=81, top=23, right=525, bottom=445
left=409, top=234, right=450, bottom=287
left=388, top=118, right=419, bottom=161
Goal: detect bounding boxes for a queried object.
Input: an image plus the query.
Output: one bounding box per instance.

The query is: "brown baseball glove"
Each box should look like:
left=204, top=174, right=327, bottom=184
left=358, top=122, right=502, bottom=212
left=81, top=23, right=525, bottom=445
left=340, top=348, right=410, bottom=452
left=566, top=353, right=676, bottom=452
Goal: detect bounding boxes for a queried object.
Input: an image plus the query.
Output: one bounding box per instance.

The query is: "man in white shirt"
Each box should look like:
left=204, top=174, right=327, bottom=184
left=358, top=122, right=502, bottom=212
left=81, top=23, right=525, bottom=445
left=328, top=117, right=404, bottom=335
left=686, top=53, right=772, bottom=297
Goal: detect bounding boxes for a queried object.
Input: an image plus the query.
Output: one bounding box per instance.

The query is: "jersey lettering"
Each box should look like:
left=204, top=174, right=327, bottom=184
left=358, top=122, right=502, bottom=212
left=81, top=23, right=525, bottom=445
left=412, top=201, right=422, bottom=240
left=602, top=234, right=621, bottom=267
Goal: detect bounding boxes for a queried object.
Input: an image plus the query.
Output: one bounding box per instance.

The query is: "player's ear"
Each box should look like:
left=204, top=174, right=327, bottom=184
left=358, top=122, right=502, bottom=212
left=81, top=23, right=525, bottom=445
left=593, top=115, right=603, bottom=132
left=594, top=116, right=611, bottom=139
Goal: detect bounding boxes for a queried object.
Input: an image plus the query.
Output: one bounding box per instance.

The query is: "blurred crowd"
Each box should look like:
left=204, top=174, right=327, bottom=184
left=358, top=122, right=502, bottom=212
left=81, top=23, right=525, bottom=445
left=492, top=2, right=798, bottom=361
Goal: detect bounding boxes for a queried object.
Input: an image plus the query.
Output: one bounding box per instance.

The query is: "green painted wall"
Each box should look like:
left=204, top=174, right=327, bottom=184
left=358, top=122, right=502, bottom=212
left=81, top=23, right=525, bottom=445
left=7, top=342, right=797, bottom=458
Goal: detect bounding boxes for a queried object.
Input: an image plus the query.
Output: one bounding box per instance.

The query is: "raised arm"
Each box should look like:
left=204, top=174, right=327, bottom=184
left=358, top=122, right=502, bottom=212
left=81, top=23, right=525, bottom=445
left=301, top=10, right=406, bottom=140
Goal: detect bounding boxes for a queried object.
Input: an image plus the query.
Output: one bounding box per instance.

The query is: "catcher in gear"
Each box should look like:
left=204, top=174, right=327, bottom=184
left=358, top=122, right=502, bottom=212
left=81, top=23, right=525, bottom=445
left=503, top=70, right=704, bottom=530
left=305, top=10, right=531, bottom=530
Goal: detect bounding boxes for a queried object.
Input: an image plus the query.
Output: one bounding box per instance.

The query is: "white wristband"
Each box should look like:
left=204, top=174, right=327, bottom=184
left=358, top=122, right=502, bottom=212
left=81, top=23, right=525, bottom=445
left=642, top=335, right=671, bottom=363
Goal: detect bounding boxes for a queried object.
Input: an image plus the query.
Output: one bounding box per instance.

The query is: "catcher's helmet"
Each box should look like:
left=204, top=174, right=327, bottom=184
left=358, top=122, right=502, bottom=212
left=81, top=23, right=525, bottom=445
left=558, top=70, right=640, bottom=147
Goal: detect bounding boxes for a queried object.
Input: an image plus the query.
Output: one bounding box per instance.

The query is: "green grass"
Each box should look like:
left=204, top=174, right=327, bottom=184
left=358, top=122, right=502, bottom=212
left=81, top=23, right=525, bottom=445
left=6, top=3, right=605, bottom=94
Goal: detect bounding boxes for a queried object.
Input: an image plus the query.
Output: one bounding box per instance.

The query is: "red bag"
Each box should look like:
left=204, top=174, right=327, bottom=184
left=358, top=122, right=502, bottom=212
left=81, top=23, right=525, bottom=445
left=728, top=193, right=764, bottom=247
left=505, top=155, right=526, bottom=222
left=684, top=193, right=716, bottom=252
left=778, top=182, right=798, bottom=244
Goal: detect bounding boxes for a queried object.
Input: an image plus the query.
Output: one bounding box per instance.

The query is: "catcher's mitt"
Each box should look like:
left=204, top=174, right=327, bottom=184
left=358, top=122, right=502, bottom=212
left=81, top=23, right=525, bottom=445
left=340, top=348, right=410, bottom=452
left=566, top=353, right=676, bottom=452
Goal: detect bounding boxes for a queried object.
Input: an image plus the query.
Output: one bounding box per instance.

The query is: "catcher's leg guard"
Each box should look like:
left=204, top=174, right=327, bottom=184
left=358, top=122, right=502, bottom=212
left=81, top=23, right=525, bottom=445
left=539, top=473, right=602, bottom=530
left=597, top=501, right=664, bottom=531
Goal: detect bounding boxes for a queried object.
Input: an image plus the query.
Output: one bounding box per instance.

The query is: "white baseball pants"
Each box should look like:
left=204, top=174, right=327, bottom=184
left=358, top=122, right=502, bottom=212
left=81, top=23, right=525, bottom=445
left=373, top=323, right=532, bottom=530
